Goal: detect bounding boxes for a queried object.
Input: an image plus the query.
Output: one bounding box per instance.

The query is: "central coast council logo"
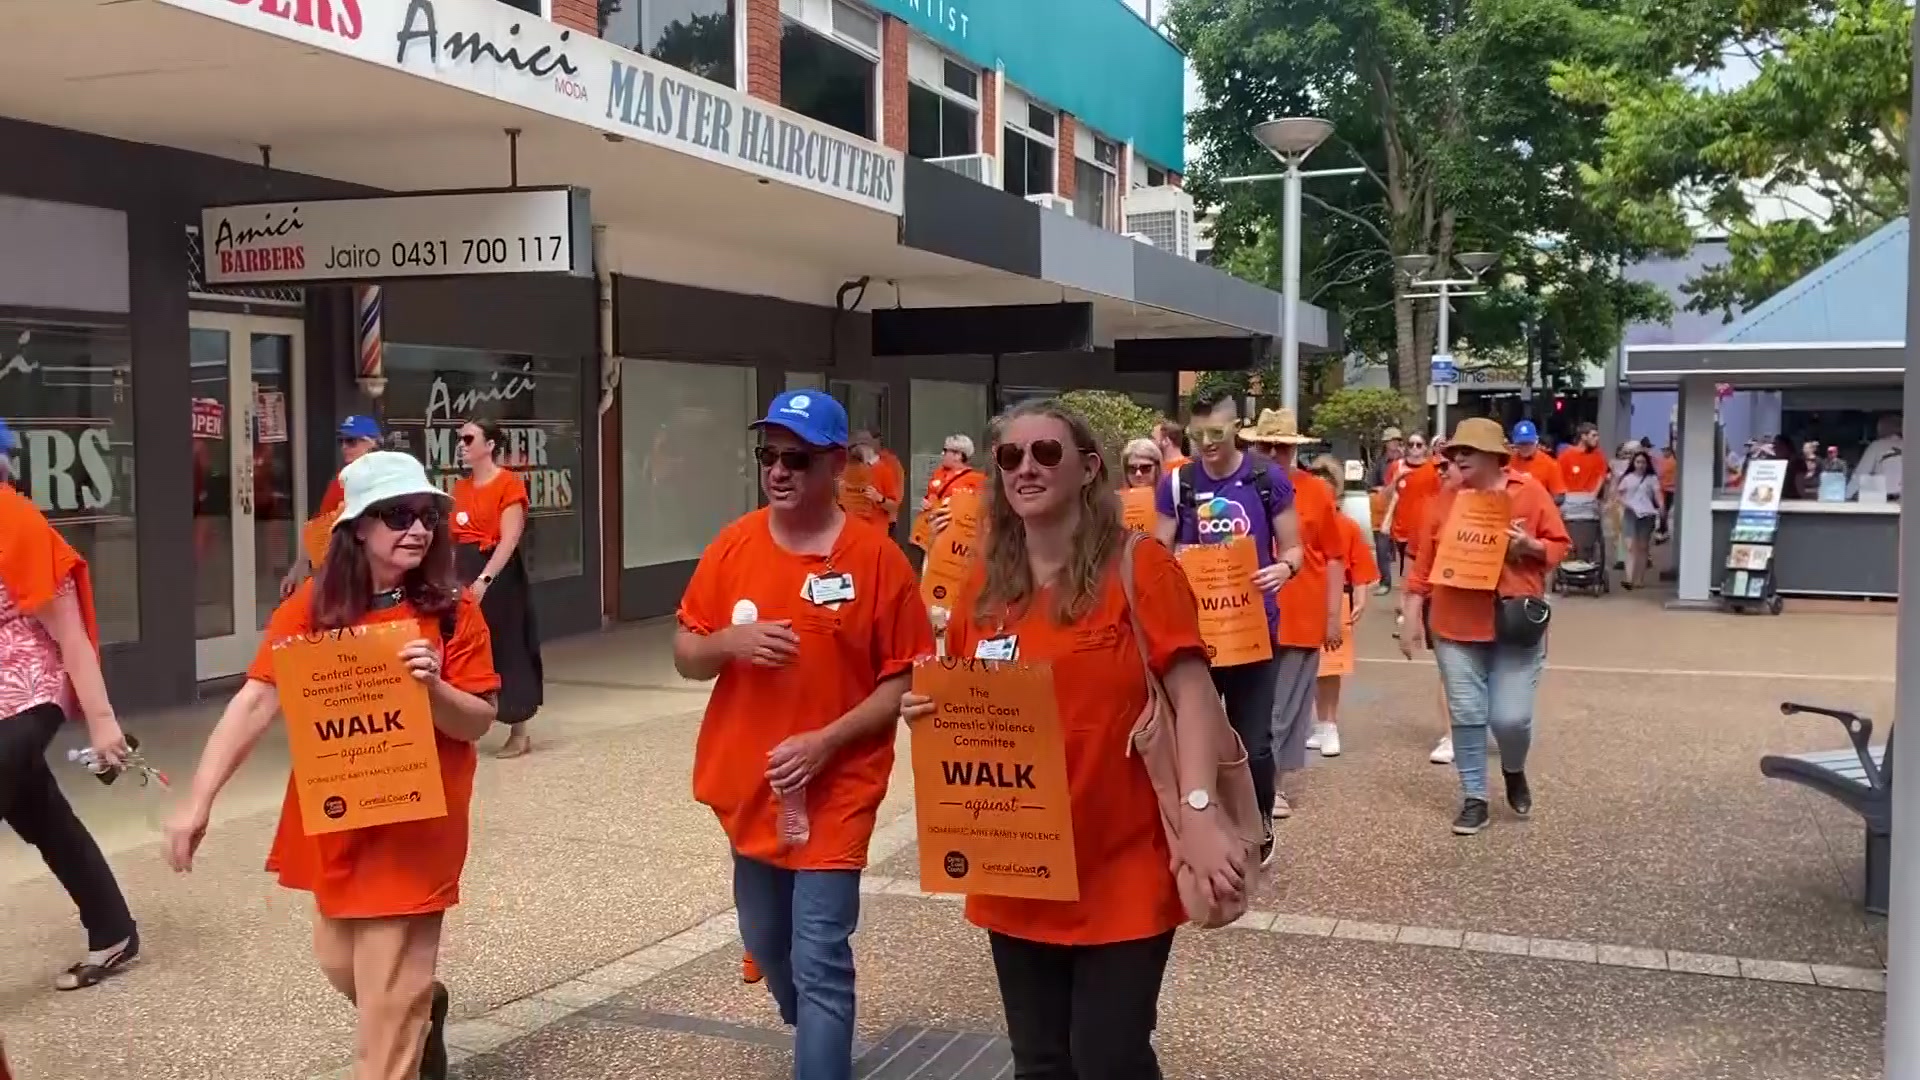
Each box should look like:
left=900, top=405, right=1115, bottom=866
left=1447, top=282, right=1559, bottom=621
left=1195, top=495, right=1252, bottom=544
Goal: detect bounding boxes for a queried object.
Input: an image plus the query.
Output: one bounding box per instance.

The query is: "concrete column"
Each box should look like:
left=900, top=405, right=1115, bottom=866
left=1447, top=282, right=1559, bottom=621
left=1673, top=375, right=1717, bottom=604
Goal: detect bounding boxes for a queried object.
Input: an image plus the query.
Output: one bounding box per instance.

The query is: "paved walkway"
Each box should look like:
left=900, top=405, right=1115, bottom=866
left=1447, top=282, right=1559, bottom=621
left=0, top=594, right=1895, bottom=1079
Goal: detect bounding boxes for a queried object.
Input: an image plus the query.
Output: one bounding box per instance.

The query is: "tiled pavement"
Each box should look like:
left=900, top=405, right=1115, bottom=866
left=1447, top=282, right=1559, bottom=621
left=1, top=601, right=1898, bottom=1079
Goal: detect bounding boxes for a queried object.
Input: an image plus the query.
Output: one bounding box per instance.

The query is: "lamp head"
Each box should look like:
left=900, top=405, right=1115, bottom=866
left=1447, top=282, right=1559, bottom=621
left=1395, top=253, right=1435, bottom=280
left=1455, top=251, right=1499, bottom=278
left=1253, top=117, right=1335, bottom=162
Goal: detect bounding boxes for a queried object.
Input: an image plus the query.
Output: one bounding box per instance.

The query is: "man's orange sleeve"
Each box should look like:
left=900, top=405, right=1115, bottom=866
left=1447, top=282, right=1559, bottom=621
left=871, top=545, right=935, bottom=680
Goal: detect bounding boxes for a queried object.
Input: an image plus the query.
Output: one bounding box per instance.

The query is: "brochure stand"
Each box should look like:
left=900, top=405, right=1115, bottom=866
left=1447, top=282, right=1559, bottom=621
left=1722, top=460, right=1786, bottom=615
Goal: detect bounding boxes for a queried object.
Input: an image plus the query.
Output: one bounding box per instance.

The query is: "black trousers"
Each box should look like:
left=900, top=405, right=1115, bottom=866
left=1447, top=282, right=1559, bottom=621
left=0, top=704, right=136, bottom=950
left=1210, top=659, right=1277, bottom=820
left=989, top=931, right=1175, bottom=1080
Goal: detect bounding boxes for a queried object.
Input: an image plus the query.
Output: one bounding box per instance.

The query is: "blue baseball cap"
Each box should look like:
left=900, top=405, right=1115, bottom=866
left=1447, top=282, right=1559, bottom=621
left=751, top=390, right=848, bottom=448
left=1511, top=420, right=1540, bottom=445
left=0, top=418, right=16, bottom=452
left=337, top=415, right=382, bottom=440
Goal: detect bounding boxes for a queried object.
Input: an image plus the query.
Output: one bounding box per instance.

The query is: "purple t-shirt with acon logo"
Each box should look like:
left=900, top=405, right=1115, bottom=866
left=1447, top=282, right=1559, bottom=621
left=1154, top=453, right=1296, bottom=632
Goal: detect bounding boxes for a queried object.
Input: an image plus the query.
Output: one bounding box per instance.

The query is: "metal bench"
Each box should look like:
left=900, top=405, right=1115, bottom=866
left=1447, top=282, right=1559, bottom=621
left=1759, top=702, right=1893, bottom=915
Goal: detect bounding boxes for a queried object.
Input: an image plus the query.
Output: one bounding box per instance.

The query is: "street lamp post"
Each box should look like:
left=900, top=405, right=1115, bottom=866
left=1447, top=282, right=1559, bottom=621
left=1403, top=251, right=1496, bottom=438
left=1221, top=118, right=1367, bottom=413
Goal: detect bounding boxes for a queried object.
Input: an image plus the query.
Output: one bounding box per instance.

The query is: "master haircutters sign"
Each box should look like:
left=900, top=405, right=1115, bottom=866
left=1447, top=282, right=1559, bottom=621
left=201, top=188, right=592, bottom=286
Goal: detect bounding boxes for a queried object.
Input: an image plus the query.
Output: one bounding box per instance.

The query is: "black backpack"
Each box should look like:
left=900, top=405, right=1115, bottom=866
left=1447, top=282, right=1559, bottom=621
left=1170, top=453, right=1282, bottom=531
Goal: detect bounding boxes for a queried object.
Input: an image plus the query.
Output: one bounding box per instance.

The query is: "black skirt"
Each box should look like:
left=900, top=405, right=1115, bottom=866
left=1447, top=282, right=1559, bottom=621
left=456, top=543, right=545, bottom=725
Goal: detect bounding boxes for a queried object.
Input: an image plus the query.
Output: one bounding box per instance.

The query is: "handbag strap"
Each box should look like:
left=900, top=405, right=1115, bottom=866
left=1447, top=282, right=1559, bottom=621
left=1116, top=531, right=1157, bottom=675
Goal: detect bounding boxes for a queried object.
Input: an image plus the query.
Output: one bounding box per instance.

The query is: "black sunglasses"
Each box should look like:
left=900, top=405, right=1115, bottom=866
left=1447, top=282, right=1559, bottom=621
left=994, top=439, right=1067, bottom=472
left=459, top=432, right=479, bottom=446
left=754, top=445, right=817, bottom=471
left=1125, top=461, right=1157, bottom=474
left=370, top=501, right=444, bottom=532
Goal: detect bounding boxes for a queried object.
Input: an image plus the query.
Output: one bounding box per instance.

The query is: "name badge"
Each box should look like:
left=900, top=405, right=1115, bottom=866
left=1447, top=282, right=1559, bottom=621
left=803, top=573, right=856, bottom=606
left=974, top=635, right=1018, bottom=661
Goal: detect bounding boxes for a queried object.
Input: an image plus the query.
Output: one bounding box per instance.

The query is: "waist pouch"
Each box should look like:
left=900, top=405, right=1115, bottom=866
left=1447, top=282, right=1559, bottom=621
left=1494, top=595, right=1551, bottom=648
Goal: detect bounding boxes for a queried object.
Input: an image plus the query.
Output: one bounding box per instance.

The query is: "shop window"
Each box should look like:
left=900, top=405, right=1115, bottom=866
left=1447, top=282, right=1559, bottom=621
left=1, top=318, right=139, bottom=644
left=907, top=53, right=979, bottom=161
left=780, top=7, right=878, bottom=141
left=621, top=359, right=759, bottom=568
left=382, top=345, right=586, bottom=583
left=600, top=0, right=737, bottom=88
left=1002, top=129, right=1055, bottom=198
left=908, top=379, right=989, bottom=504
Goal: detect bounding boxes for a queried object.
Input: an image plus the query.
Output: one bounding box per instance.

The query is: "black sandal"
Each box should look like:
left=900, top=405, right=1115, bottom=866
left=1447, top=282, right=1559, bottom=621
left=420, top=981, right=451, bottom=1080
left=55, top=932, right=139, bottom=990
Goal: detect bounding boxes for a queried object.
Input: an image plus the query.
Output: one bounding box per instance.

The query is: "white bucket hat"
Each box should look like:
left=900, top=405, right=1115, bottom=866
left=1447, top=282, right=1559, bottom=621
left=333, top=451, right=450, bottom=529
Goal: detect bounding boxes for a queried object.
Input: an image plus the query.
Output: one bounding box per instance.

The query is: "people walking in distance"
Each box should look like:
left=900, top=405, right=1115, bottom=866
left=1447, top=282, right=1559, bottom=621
left=1238, top=409, right=1343, bottom=814
left=1121, top=437, right=1165, bottom=490
left=922, top=434, right=985, bottom=536
left=1366, top=426, right=1406, bottom=594
left=1152, top=417, right=1189, bottom=472
left=282, top=415, right=385, bottom=597
left=674, top=391, right=930, bottom=1080
left=1153, top=388, right=1303, bottom=865
left=0, top=420, right=140, bottom=991
left=901, top=398, right=1246, bottom=1080
left=1556, top=422, right=1611, bottom=580
left=1508, top=420, right=1566, bottom=504
left=842, top=428, right=905, bottom=529
left=1381, top=432, right=1439, bottom=582
left=1614, top=449, right=1665, bottom=590
left=450, top=419, right=544, bottom=758
left=1402, top=419, right=1569, bottom=835
left=1307, top=456, right=1378, bottom=759
left=165, top=451, right=500, bottom=1080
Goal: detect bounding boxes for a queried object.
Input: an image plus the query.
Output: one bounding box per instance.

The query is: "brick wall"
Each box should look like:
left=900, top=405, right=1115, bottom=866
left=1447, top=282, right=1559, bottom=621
left=551, top=0, right=597, bottom=34
left=746, top=0, right=782, bottom=103
left=981, top=70, right=999, bottom=170
left=882, top=17, right=909, bottom=152
left=1056, top=113, right=1077, bottom=200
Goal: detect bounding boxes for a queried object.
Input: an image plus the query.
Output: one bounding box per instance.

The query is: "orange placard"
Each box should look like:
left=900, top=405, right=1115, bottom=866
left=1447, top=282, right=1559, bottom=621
left=1120, top=486, right=1157, bottom=532
left=1177, top=536, right=1273, bottom=667
left=302, top=511, right=340, bottom=567
left=839, top=460, right=876, bottom=518
left=910, top=658, right=1078, bottom=901
left=1431, top=490, right=1512, bottom=590
left=1320, top=596, right=1355, bottom=677
left=909, top=510, right=932, bottom=550
left=920, top=489, right=983, bottom=610
left=269, top=620, right=447, bottom=836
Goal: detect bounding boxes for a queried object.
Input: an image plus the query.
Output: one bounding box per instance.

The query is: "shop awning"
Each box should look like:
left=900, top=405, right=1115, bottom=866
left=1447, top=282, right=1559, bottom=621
left=1624, top=218, right=1908, bottom=388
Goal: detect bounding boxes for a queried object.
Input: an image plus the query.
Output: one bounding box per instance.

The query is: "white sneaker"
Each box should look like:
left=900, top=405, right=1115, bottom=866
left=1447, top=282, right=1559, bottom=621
left=1305, top=723, right=1327, bottom=750
left=1430, top=736, right=1454, bottom=764
left=1319, top=725, right=1342, bottom=757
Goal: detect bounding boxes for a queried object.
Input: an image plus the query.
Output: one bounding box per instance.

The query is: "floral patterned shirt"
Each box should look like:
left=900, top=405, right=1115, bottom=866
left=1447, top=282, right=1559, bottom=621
left=0, top=576, right=77, bottom=720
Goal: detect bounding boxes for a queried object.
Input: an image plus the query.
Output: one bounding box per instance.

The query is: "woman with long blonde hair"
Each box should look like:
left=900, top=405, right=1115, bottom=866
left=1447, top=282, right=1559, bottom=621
left=901, top=399, right=1244, bottom=1078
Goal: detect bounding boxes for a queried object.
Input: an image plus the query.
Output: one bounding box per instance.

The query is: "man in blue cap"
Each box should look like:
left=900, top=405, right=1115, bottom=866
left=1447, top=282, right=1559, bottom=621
left=280, top=415, right=384, bottom=596
left=673, top=390, right=931, bottom=1080
left=1508, top=420, right=1565, bottom=504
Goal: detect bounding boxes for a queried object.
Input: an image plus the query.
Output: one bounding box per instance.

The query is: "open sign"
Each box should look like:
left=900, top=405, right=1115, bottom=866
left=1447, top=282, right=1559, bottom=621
left=191, top=398, right=225, bottom=440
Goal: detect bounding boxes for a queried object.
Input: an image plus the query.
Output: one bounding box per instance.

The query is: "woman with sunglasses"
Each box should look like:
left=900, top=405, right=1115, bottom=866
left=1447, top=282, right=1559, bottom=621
left=451, top=419, right=544, bottom=759
left=0, top=420, right=140, bottom=992
left=1120, top=438, right=1164, bottom=489
left=902, top=399, right=1245, bottom=1080
left=164, top=452, right=500, bottom=1080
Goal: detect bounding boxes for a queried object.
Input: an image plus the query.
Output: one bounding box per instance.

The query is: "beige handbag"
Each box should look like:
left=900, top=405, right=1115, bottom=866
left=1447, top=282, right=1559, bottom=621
left=1117, top=533, right=1266, bottom=928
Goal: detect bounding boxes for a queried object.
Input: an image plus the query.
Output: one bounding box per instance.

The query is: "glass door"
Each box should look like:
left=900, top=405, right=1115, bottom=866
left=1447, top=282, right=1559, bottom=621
left=189, top=312, right=307, bottom=680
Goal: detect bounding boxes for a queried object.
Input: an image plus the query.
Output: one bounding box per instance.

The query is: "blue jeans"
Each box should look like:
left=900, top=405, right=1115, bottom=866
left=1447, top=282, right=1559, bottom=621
left=1433, top=637, right=1546, bottom=801
left=732, top=855, right=861, bottom=1080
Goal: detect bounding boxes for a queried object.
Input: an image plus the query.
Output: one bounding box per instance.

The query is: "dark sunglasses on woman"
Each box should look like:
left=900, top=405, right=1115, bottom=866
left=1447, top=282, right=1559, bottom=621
left=370, top=501, right=444, bottom=532
left=994, top=439, right=1066, bottom=472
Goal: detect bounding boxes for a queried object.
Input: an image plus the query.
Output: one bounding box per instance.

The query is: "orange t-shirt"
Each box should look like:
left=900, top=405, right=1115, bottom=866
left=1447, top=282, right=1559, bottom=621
left=1406, top=469, right=1571, bottom=643
left=1659, top=453, right=1677, bottom=494
left=1511, top=450, right=1566, bottom=497
left=922, top=464, right=982, bottom=508
left=947, top=539, right=1204, bottom=946
left=1557, top=447, right=1610, bottom=494
left=319, top=475, right=345, bottom=516
left=1163, top=453, right=1190, bottom=474
left=1388, top=460, right=1443, bottom=543
left=678, top=509, right=932, bottom=870
left=1275, top=466, right=1337, bottom=649
left=250, top=585, right=500, bottom=919
left=450, top=469, right=530, bottom=550
left=1336, top=514, right=1379, bottom=587
left=0, top=486, right=98, bottom=646
left=842, top=451, right=907, bottom=526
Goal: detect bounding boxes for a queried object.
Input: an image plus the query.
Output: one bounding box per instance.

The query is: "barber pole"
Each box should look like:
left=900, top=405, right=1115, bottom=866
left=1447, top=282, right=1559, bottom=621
left=355, top=285, right=386, bottom=399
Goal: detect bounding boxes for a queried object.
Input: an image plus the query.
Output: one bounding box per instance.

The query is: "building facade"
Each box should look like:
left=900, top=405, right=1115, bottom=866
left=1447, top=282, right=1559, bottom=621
left=1, top=0, right=1334, bottom=709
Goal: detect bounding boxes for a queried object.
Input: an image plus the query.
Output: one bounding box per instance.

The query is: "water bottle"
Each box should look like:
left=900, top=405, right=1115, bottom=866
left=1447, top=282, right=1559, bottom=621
left=779, top=788, right=811, bottom=849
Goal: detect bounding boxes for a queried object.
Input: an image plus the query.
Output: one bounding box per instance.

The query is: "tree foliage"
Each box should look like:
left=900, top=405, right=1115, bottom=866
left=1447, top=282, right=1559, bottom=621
left=1056, top=391, right=1164, bottom=465
left=1309, top=386, right=1419, bottom=445
left=1553, top=0, right=1910, bottom=318
left=1167, top=0, right=1669, bottom=398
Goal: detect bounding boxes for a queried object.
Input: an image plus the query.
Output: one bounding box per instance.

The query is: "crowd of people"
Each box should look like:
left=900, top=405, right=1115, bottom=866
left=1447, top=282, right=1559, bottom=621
left=4, top=387, right=1583, bottom=1080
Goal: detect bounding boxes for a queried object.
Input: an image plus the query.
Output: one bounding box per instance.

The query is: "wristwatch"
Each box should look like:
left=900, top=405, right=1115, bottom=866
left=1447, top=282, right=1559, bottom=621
left=478, top=573, right=496, bottom=585
left=1184, top=788, right=1213, bottom=812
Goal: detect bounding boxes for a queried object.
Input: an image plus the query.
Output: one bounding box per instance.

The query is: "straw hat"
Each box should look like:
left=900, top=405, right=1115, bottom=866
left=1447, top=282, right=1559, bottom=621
left=1444, top=417, right=1510, bottom=459
left=1240, top=407, right=1318, bottom=446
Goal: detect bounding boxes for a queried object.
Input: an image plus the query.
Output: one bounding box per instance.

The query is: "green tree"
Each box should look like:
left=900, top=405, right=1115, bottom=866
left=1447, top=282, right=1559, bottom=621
left=1167, top=0, right=1668, bottom=398
left=1056, top=391, right=1163, bottom=466
left=1553, top=0, right=1910, bottom=318
left=1309, top=386, right=1417, bottom=446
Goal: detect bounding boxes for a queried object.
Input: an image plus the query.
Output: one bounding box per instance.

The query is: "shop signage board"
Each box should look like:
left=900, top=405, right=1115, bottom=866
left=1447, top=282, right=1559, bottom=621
left=157, top=0, right=906, bottom=216
left=202, top=188, right=590, bottom=286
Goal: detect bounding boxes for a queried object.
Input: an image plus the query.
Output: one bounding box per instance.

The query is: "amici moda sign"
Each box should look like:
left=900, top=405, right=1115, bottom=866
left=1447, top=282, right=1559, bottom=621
left=155, top=0, right=904, bottom=215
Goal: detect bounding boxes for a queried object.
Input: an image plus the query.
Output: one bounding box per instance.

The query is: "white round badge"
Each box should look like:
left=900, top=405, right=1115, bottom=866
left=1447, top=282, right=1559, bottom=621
left=730, top=599, right=759, bottom=626
left=456, top=511, right=471, bottom=526
left=787, top=394, right=811, bottom=411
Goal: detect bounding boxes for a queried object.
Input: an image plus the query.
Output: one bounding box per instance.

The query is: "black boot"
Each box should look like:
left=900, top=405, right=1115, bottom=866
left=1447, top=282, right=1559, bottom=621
left=1503, top=770, right=1533, bottom=817
left=420, top=981, right=450, bottom=1080
left=1452, top=799, right=1490, bottom=835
